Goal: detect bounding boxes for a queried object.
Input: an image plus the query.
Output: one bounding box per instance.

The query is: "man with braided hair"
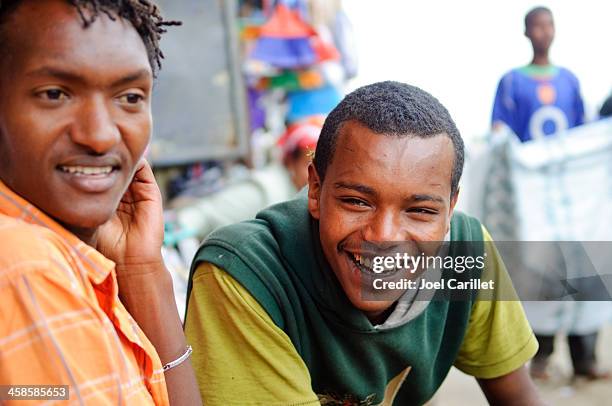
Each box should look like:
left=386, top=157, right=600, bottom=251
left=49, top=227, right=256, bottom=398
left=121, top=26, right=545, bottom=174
left=0, top=1, right=200, bottom=404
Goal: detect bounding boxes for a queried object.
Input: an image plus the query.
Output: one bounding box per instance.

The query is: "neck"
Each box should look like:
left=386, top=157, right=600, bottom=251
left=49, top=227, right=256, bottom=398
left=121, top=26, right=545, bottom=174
left=531, top=51, right=550, bottom=66
left=61, top=222, right=98, bottom=246
left=364, top=302, right=397, bottom=325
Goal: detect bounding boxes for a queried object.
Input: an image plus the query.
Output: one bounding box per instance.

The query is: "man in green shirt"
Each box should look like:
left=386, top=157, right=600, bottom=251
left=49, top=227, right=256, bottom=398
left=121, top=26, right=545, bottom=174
left=185, top=81, right=543, bottom=405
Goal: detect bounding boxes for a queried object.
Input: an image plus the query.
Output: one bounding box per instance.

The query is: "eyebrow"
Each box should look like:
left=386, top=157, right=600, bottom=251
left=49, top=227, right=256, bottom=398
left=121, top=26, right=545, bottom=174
left=110, top=69, right=152, bottom=88
left=409, top=194, right=445, bottom=204
left=334, top=182, right=376, bottom=196
left=334, top=181, right=447, bottom=205
left=26, top=67, right=151, bottom=88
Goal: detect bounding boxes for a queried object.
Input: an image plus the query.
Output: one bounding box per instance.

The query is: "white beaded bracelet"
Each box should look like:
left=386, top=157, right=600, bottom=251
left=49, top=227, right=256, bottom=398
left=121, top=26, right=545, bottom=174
left=162, top=345, right=193, bottom=372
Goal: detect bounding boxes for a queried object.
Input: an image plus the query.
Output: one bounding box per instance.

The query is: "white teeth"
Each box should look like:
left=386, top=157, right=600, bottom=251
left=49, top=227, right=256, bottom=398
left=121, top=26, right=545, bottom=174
left=350, top=251, right=399, bottom=275
left=60, top=165, right=113, bottom=175
left=352, top=253, right=374, bottom=270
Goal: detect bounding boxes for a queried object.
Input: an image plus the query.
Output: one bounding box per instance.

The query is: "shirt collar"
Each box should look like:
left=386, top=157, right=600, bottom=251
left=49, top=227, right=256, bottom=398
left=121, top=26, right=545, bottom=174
left=0, top=180, right=115, bottom=284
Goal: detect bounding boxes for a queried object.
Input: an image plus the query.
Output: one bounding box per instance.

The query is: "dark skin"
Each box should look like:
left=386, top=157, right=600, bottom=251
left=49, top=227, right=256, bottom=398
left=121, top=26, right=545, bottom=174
left=0, top=0, right=151, bottom=245
left=479, top=365, right=544, bottom=406
left=307, top=120, right=544, bottom=404
left=0, top=1, right=200, bottom=404
left=525, top=10, right=555, bottom=66
left=308, top=121, right=458, bottom=321
left=492, top=10, right=554, bottom=133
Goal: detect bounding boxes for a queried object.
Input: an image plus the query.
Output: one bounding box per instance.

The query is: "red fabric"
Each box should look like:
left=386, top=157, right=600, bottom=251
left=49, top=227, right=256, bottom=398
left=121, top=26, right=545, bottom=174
left=259, top=4, right=316, bottom=39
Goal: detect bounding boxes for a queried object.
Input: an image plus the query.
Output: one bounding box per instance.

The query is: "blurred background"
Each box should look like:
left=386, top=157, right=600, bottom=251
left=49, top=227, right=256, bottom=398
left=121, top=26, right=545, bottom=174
left=150, top=1, right=612, bottom=404
left=345, top=0, right=612, bottom=140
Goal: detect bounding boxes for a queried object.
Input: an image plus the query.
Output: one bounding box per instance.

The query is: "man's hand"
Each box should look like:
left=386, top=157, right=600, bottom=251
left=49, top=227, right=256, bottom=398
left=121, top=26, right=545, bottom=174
left=96, top=158, right=202, bottom=405
left=96, top=159, right=164, bottom=272
left=478, top=365, right=546, bottom=406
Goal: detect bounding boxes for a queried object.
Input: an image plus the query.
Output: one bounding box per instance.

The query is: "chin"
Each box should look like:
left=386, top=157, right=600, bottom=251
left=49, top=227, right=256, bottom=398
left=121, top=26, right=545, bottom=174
left=352, top=297, right=395, bottom=313
left=56, top=207, right=115, bottom=231
left=342, top=286, right=395, bottom=314
left=335, top=262, right=403, bottom=316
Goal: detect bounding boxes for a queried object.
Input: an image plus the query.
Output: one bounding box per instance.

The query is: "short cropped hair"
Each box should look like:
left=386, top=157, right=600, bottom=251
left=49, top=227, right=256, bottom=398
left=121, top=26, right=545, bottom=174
left=524, top=6, right=552, bottom=32
left=313, top=81, right=464, bottom=196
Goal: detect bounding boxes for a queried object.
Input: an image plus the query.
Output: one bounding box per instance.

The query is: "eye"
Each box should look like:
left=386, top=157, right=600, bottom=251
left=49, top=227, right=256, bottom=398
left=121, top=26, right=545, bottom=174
left=37, top=88, right=69, bottom=101
left=340, top=197, right=370, bottom=208
left=407, top=208, right=437, bottom=215
left=118, top=93, right=145, bottom=105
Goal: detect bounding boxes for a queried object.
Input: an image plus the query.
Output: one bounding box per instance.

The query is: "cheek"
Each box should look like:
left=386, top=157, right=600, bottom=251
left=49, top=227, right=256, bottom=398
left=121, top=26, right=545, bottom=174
left=318, top=215, right=339, bottom=244
left=320, top=208, right=362, bottom=245
left=416, top=228, right=444, bottom=242
left=318, top=208, right=346, bottom=250
left=0, top=117, right=48, bottom=164
left=415, top=217, right=451, bottom=242
left=121, top=117, right=151, bottom=159
left=3, top=94, right=67, bottom=149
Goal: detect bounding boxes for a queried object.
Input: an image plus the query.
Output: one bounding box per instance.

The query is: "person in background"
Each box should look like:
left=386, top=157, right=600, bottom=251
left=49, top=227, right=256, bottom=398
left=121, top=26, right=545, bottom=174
left=0, top=1, right=200, bottom=404
left=173, top=116, right=323, bottom=240
left=491, top=6, right=607, bottom=381
left=492, top=6, right=584, bottom=142
left=278, top=115, right=324, bottom=189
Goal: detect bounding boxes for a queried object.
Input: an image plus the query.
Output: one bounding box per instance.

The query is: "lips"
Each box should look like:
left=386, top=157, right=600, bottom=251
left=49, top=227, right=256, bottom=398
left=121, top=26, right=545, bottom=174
left=346, top=251, right=377, bottom=274
left=55, top=157, right=122, bottom=194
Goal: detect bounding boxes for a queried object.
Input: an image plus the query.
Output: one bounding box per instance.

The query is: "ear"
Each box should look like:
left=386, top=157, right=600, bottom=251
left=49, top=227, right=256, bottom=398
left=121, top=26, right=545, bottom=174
left=307, top=163, right=322, bottom=220
left=446, top=187, right=460, bottom=234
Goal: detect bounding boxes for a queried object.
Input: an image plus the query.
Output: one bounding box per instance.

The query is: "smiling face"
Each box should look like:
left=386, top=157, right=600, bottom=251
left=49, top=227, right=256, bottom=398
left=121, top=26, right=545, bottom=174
left=0, top=0, right=153, bottom=243
left=308, top=120, right=457, bottom=320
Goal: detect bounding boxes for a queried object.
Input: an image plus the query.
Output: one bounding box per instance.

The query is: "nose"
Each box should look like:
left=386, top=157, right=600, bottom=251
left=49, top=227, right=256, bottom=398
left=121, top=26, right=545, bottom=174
left=362, top=209, right=405, bottom=243
left=70, top=95, right=120, bottom=154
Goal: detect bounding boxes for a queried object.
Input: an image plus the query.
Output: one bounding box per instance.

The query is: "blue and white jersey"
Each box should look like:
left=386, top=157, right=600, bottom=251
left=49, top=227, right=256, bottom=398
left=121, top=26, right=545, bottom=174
left=492, top=65, right=584, bottom=142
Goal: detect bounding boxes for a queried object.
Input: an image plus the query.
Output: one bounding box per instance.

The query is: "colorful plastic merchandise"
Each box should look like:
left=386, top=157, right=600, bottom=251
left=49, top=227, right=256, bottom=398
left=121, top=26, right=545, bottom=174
left=249, top=2, right=339, bottom=69
left=256, top=69, right=324, bottom=91
left=286, top=85, right=342, bottom=123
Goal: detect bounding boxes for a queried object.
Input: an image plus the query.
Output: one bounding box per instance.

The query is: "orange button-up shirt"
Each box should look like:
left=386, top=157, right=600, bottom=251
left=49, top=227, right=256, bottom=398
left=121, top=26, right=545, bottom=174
left=0, top=181, right=169, bottom=405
